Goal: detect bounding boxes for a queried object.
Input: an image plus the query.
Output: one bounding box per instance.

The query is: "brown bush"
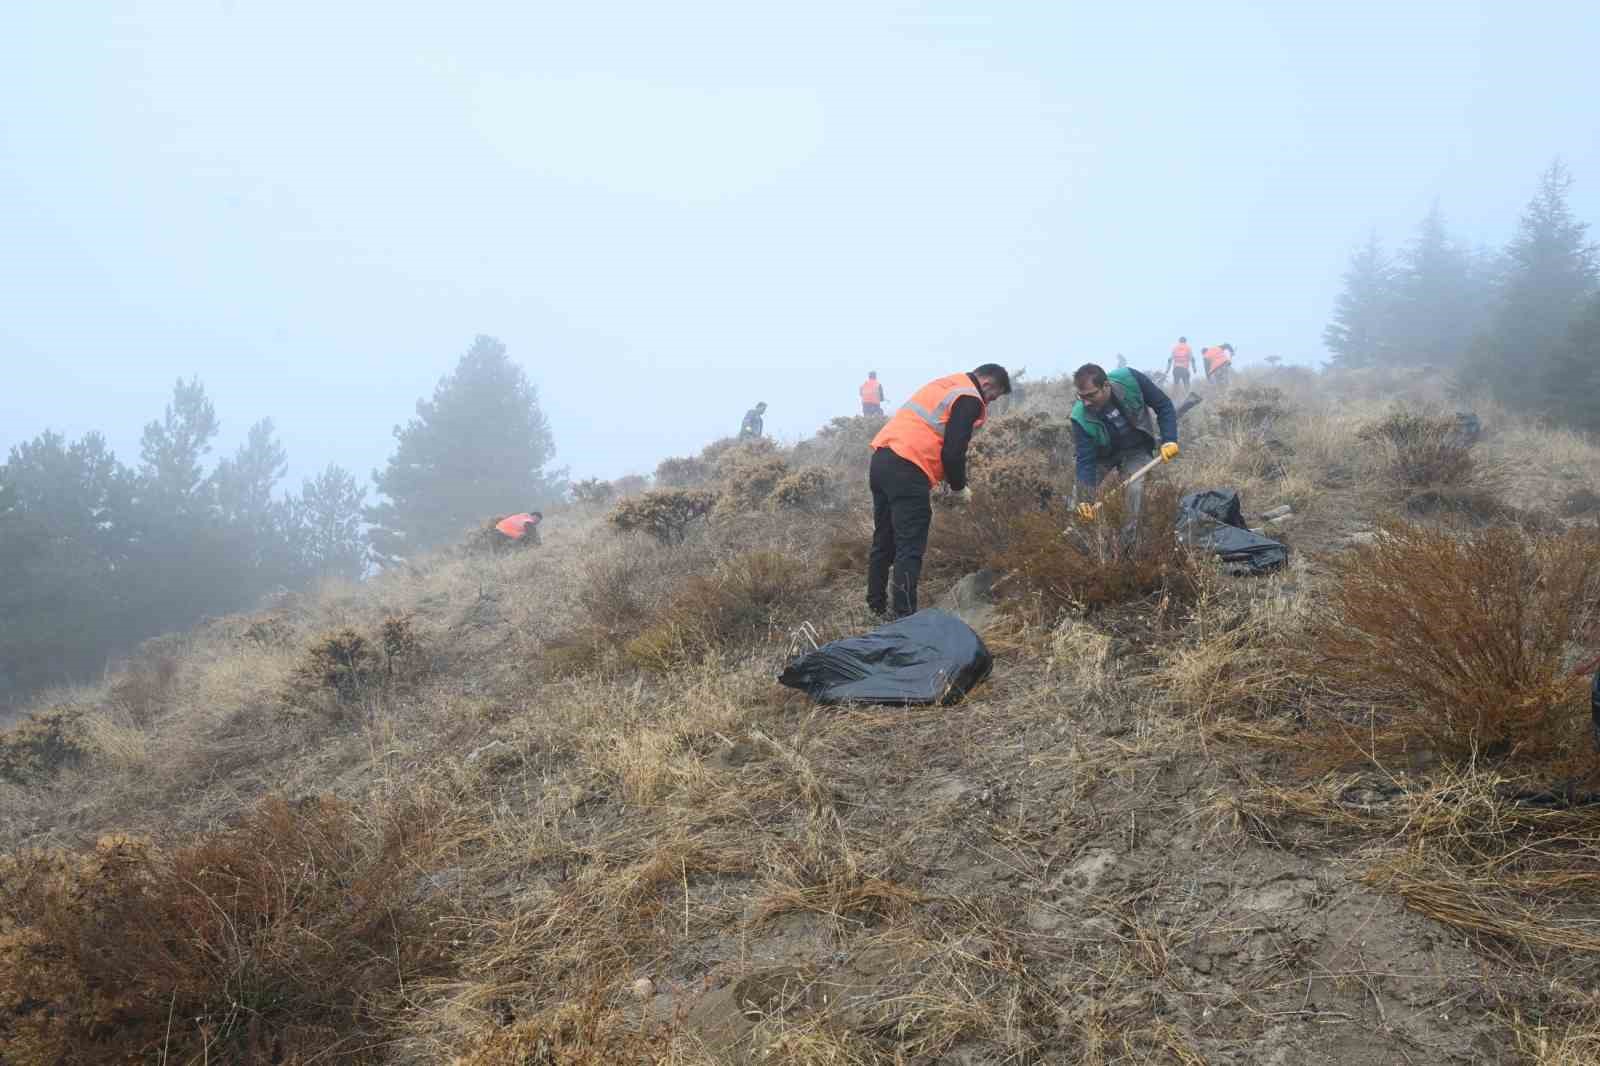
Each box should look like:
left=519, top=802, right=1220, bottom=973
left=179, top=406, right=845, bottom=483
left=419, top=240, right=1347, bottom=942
left=607, top=489, right=719, bottom=545
left=380, top=614, right=423, bottom=678
left=713, top=453, right=790, bottom=517
left=0, top=795, right=454, bottom=1065
left=1357, top=409, right=1478, bottom=488
left=793, top=414, right=887, bottom=468
left=626, top=551, right=813, bottom=671
left=653, top=453, right=711, bottom=487
left=290, top=627, right=379, bottom=704
left=0, top=706, right=88, bottom=785
left=770, top=466, right=838, bottom=512
left=1213, top=385, right=1288, bottom=432
left=569, top=477, right=615, bottom=506
left=990, top=483, right=1200, bottom=616
left=701, top=433, right=775, bottom=468
left=968, top=410, right=1074, bottom=466
left=1308, top=521, right=1600, bottom=763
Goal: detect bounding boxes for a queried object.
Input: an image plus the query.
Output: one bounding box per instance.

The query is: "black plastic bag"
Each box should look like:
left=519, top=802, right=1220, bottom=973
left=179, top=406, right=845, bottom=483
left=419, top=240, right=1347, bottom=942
left=1177, top=489, right=1288, bottom=575
left=778, top=609, right=993, bottom=706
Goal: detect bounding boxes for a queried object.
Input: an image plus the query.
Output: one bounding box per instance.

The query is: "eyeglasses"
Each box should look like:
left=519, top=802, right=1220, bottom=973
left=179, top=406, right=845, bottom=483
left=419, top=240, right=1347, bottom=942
left=1076, top=384, right=1107, bottom=401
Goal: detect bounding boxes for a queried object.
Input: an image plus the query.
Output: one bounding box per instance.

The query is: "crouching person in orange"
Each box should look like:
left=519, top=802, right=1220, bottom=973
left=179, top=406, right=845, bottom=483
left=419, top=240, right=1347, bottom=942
left=493, top=510, right=543, bottom=548
left=866, top=364, right=1011, bottom=619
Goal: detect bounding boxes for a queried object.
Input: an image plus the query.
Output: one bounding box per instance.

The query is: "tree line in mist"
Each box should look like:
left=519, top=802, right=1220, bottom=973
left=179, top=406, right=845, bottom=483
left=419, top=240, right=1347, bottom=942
left=1325, top=160, right=1600, bottom=429
left=0, top=335, right=560, bottom=704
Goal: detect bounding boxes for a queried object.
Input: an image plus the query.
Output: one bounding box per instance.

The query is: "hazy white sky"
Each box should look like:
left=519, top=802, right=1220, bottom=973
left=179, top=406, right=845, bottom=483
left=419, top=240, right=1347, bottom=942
left=4, top=1, right=1599, bottom=489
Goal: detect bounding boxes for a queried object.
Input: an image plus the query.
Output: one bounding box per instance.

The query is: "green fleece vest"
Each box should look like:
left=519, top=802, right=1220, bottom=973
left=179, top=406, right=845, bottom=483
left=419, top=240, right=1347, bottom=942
left=1070, top=367, right=1150, bottom=454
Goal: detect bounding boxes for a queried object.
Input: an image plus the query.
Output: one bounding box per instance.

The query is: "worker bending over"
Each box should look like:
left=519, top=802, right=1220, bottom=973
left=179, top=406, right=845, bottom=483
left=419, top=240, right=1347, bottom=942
left=1071, top=363, right=1179, bottom=522
left=866, top=364, right=1011, bottom=619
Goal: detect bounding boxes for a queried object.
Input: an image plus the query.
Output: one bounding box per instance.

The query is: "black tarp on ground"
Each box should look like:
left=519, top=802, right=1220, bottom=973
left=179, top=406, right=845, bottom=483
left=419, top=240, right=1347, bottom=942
left=778, top=608, right=993, bottom=706
left=1177, top=489, right=1289, bottom=575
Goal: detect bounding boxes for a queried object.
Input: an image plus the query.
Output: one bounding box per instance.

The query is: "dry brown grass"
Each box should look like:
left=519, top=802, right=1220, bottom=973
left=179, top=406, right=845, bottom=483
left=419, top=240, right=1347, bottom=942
left=1305, top=520, right=1600, bottom=765
left=0, top=793, right=462, bottom=1065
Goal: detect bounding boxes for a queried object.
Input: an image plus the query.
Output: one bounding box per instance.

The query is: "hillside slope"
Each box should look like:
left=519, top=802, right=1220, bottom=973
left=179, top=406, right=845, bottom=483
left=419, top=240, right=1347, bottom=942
left=5, top=367, right=1600, bottom=1065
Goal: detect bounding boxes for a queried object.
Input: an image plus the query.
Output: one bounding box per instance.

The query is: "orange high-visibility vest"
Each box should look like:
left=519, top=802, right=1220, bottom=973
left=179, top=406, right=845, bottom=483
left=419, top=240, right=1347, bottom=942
left=870, top=373, right=988, bottom=486
left=859, top=378, right=883, bottom=404
left=1171, top=343, right=1192, bottom=368
left=495, top=512, right=540, bottom=539
left=1203, top=346, right=1231, bottom=374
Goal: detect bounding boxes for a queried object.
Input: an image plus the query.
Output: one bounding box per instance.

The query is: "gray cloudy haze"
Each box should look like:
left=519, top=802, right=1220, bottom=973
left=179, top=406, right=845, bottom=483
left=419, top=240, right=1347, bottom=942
left=4, top=1, right=1599, bottom=490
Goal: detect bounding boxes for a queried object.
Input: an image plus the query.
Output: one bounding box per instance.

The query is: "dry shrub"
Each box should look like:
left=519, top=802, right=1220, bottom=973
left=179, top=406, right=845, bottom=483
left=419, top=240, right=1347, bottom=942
left=290, top=627, right=379, bottom=705
left=381, top=614, right=423, bottom=678
left=0, top=706, right=88, bottom=785
left=613, top=474, right=650, bottom=497
left=1308, top=521, right=1600, bottom=763
left=702, top=434, right=775, bottom=468
left=770, top=466, right=838, bottom=512
left=1212, top=385, right=1288, bottom=432
left=0, top=794, right=454, bottom=1065
left=712, top=453, right=790, bottom=517
left=570, top=477, right=616, bottom=506
left=795, top=413, right=887, bottom=468
left=106, top=648, right=179, bottom=727
left=654, top=453, right=711, bottom=487
left=968, top=410, right=1074, bottom=467
left=986, top=484, right=1199, bottom=615
left=608, top=489, right=719, bottom=545
left=626, top=551, right=812, bottom=671
left=967, top=451, right=1059, bottom=509
left=1358, top=408, right=1480, bottom=488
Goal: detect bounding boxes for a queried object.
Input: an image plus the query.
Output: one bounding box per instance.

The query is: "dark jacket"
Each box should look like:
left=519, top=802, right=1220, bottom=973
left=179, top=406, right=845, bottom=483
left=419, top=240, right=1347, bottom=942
left=939, top=375, right=985, bottom=491
left=1072, top=368, right=1177, bottom=487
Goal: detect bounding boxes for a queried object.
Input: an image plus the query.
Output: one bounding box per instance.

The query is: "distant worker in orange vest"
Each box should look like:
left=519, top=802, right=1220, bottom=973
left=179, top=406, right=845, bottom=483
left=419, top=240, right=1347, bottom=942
left=866, top=364, right=1011, bottom=619
left=859, top=371, right=886, bottom=416
left=1202, top=343, right=1234, bottom=388
left=492, top=510, right=542, bottom=548
left=1166, top=337, right=1194, bottom=399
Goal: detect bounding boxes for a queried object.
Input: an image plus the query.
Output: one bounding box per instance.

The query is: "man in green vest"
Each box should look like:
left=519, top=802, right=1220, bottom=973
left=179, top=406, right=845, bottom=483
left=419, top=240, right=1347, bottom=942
left=1070, top=362, right=1180, bottom=521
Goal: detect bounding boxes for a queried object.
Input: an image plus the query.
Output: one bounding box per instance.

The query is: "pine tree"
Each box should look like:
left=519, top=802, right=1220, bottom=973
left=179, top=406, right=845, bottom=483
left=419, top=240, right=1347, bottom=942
left=1468, top=161, right=1599, bottom=411
left=1323, top=232, right=1397, bottom=369
left=1391, top=205, right=1485, bottom=367
left=367, top=335, right=558, bottom=563
left=298, top=464, right=368, bottom=581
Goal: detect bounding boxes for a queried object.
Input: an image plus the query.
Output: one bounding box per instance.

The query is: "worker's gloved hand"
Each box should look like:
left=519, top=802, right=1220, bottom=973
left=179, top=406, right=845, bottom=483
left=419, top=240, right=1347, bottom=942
left=956, top=486, right=973, bottom=505
left=1161, top=442, right=1181, bottom=462
left=1077, top=502, right=1098, bottom=521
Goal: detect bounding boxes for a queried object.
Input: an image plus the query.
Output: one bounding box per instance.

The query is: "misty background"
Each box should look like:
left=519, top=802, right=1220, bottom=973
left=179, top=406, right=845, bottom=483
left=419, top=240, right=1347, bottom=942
left=5, top=1, right=1600, bottom=702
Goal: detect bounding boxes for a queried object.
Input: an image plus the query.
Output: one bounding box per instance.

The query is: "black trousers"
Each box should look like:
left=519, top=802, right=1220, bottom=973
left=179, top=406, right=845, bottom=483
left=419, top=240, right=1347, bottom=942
left=867, top=447, right=933, bottom=617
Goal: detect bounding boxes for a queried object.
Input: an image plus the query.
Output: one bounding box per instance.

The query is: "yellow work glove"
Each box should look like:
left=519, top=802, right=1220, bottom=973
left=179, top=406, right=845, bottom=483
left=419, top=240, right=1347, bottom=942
left=1161, top=442, right=1181, bottom=462
left=1077, top=502, right=1098, bottom=521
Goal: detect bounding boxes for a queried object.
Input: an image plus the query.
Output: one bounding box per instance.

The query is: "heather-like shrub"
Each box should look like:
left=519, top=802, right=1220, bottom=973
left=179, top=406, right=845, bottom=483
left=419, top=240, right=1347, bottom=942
left=1309, top=521, right=1600, bottom=762
left=770, top=467, right=838, bottom=511
left=625, top=551, right=812, bottom=670
left=1357, top=409, right=1477, bottom=488
left=290, top=627, right=378, bottom=704
left=713, top=454, right=790, bottom=517
left=569, top=477, right=615, bottom=506
left=0, top=706, right=88, bottom=785
left=0, top=795, right=454, bottom=1065
left=607, top=489, right=719, bottom=545
left=1213, top=385, right=1288, bottom=432
left=654, top=454, right=711, bottom=487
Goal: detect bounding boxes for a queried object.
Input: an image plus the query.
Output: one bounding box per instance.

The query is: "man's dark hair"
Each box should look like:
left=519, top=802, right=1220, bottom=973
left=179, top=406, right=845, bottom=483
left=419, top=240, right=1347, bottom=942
left=1073, top=363, right=1108, bottom=389
left=971, top=363, right=1011, bottom=395
left=1178, top=336, right=1187, bottom=343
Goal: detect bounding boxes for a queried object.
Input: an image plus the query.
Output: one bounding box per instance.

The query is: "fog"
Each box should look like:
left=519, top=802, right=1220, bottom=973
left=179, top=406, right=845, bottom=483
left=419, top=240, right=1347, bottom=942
left=4, top=1, right=1600, bottom=488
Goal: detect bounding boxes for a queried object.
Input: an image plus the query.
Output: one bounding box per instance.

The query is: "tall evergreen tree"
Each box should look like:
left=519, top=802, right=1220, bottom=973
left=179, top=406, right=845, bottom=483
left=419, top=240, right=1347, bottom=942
left=1467, top=161, right=1599, bottom=410
left=0, top=431, right=136, bottom=699
left=1545, top=292, right=1600, bottom=431
left=367, top=335, right=558, bottom=563
left=1391, top=204, right=1485, bottom=367
left=298, top=464, right=368, bottom=582
left=1323, top=232, right=1397, bottom=369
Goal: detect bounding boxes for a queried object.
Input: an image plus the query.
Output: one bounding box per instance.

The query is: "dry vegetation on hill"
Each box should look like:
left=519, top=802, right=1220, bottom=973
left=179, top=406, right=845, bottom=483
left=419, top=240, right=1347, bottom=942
left=5, top=367, right=1600, bottom=1064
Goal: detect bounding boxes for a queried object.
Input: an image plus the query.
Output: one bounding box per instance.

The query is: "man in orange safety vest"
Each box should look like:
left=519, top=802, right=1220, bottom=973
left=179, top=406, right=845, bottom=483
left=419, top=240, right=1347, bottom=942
left=1202, top=343, right=1234, bottom=389
left=492, top=510, right=542, bottom=548
left=1166, top=337, right=1193, bottom=399
left=866, top=364, right=1011, bottom=618
left=859, top=371, right=886, bottom=416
